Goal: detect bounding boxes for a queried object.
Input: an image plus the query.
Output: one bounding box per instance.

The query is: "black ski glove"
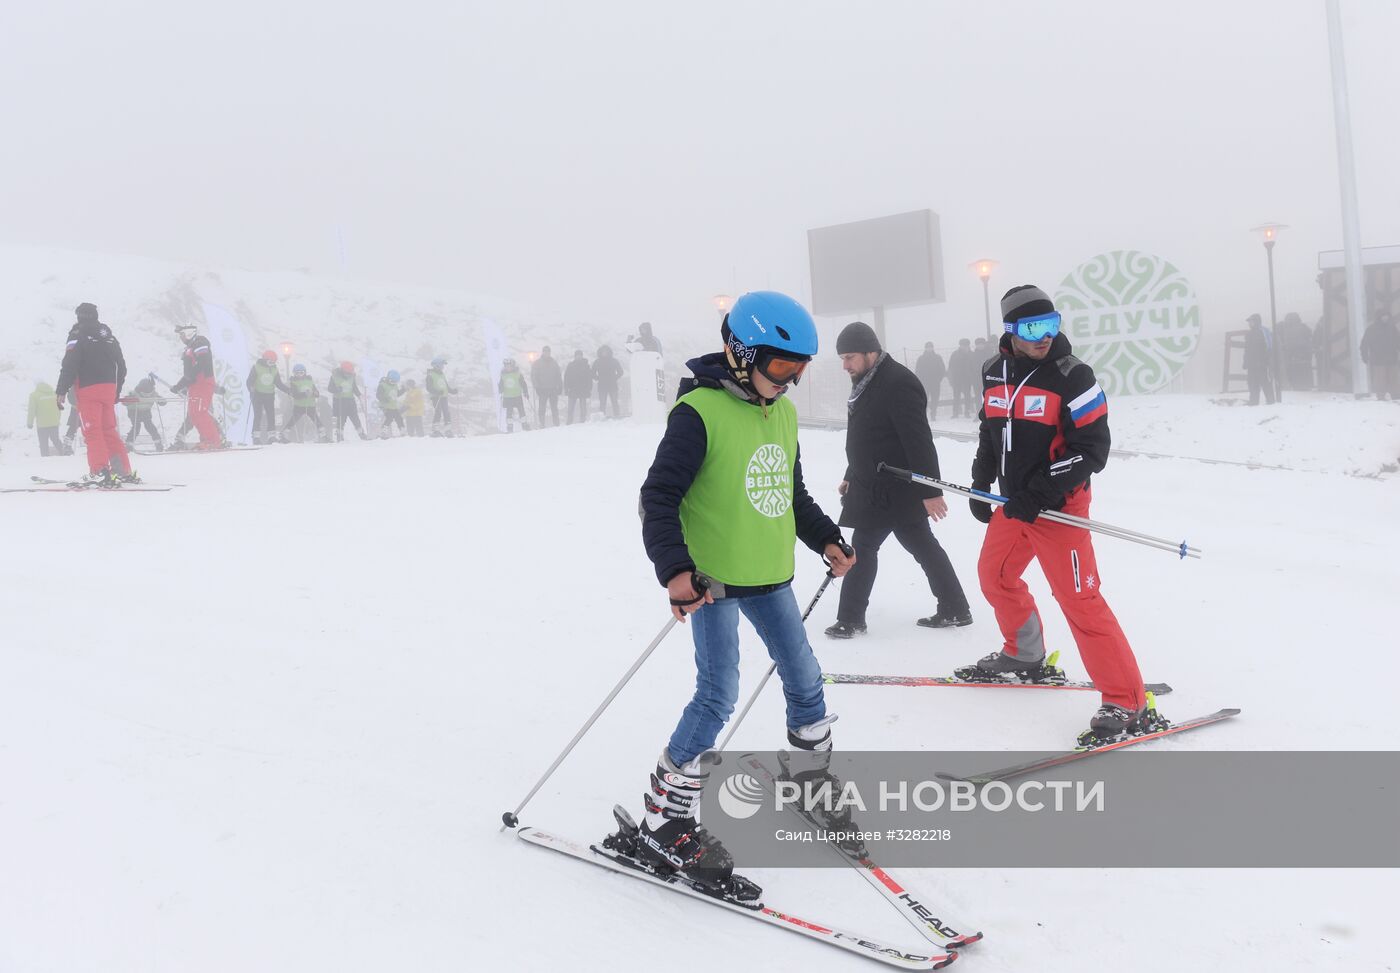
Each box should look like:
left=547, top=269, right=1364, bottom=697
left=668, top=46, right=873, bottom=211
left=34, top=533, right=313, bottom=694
left=969, top=482, right=994, bottom=524
left=1001, top=493, right=1042, bottom=524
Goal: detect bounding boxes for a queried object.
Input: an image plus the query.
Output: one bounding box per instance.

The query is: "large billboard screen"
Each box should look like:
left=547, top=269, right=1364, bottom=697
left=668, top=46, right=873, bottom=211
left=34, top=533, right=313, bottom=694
left=807, top=209, right=945, bottom=315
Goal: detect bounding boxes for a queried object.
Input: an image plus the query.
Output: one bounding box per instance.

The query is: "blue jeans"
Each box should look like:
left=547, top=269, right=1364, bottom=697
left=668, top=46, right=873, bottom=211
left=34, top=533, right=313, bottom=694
left=667, top=585, right=827, bottom=765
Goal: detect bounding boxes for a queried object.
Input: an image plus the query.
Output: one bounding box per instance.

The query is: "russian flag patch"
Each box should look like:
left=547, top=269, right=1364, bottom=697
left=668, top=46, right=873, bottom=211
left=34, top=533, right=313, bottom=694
left=1068, top=383, right=1107, bottom=427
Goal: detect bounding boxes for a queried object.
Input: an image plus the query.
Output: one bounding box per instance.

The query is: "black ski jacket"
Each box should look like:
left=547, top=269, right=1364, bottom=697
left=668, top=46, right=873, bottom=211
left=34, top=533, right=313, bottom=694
left=56, top=320, right=127, bottom=397
left=971, top=333, right=1111, bottom=510
left=171, top=336, right=215, bottom=393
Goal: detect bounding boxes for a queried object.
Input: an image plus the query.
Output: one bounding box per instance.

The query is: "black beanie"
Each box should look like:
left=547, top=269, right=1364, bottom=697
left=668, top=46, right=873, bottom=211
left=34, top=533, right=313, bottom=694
left=75, top=302, right=99, bottom=322
left=836, top=321, right=881, bottom=354
left=1000, top=285, right=1054, bottom=323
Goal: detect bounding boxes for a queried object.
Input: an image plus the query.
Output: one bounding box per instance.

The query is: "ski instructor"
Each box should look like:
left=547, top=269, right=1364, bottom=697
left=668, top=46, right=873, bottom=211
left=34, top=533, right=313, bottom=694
left=636, top=290, right=855, bottom=887
left=958, top=284, right=1157, bottom=744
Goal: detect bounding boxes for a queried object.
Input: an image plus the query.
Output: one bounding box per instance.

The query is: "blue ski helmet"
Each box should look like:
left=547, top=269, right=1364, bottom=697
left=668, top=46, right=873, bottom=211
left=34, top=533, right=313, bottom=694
left=723, top=291, right=818, bottom=359
left=431, top=355, right=447, bottom=368
left=293, top=364, right=307, bottom=376
left=387, top=369, right=400, bottom=382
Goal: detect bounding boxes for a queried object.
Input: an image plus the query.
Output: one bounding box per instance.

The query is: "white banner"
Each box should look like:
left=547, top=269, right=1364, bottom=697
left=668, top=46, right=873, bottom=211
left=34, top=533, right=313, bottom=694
left=481, top=318, right=509, bottom=432
left=204, top=302, right=254, bottom=444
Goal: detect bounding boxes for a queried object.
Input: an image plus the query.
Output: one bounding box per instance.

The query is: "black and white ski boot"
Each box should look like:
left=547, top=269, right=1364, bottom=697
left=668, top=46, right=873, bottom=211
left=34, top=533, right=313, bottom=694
left=953, top=648, right=1065, bottom=685
left=777, top=715, right=867, bottom=859
left=626, top=751, right=752, bottom=898
left=1077, top=694, right=1171, bottom=746
left=76, top=467, right=120, bottom=489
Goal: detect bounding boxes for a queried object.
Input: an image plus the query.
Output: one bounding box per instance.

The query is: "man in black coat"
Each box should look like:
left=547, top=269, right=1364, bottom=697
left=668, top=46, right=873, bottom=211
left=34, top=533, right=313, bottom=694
left=914, top=341, right=946, bottom=421
left=1243, top=313, right=1276, bottom=405
left=825, top=322, right=972, bottom=639
left=947, top=338, right=975, bottom=417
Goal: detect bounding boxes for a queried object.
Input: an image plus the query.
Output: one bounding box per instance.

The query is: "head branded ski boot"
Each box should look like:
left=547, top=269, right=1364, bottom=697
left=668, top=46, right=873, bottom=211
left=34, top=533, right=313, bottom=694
left=778, top=715, right=867, bottom=858
left=634, top=750, right=736, bottom=888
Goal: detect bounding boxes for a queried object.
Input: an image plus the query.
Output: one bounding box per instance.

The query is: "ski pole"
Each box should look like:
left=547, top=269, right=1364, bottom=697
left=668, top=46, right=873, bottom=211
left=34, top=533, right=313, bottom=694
left=714, top=554, right=846, bottom=755
left=501, top=575, right=710, bottom=830
left=878, top=463, right=1202, bottom=559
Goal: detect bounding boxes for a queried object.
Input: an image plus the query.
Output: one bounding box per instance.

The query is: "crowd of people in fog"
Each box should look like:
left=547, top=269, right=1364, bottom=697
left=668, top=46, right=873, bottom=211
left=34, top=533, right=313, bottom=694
left=24, top=303, right=664, bottom=483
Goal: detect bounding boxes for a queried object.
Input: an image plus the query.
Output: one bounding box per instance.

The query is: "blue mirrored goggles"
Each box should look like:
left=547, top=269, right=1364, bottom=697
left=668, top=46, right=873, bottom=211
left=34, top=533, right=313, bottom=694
left=1005, top=310, right=1062, bottom=342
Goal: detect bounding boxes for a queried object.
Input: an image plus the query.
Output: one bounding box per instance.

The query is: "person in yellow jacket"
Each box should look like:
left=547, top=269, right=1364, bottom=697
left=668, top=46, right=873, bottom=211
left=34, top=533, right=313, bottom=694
left=28, top=380, right=66, bottom=456
left=403, top=379, right=427, bottom=437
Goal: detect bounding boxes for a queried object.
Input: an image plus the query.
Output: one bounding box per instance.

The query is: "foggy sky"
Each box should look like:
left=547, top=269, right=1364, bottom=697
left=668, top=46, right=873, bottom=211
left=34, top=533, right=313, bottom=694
left=2, top=0, right=1396, bottom=357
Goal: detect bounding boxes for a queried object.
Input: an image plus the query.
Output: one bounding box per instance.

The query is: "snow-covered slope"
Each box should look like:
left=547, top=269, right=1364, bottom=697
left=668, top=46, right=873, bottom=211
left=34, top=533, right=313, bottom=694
left=1, top=397, right=1395, bottom=972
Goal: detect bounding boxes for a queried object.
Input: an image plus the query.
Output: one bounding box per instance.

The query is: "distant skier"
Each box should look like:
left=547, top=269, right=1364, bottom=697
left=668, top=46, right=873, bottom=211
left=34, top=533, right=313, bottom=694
left=280, top=364, right=325, bottom=442
left=959, top=285, right=1157, bottom=744
left=593, top=345, right=623, bottom=417
left=123, top=376, right=164, bottom=450
left=376, top=370, right=405, bottom=438
left=947, top=339, right=975, bottom=418
left=246, top=350, right=291, bottom=445
left=54, top=302, right=132, bottom=484
left=402, top=378, right=426, bottom=437
left=633, top=291, right=855, bottom=888
left=564, top=350, right=592, bottom=424
left=327, top=361, right=368, bottom=441
left=498, top=357, right=529, bottom=428
left=27, top=380, right=64, bottom=457
left=530, top=346, right=563, bottom=427
left=1243, top=313, right=1276, bottom=405
left=170, top=324, right=223, bottom=448
left=914, top=341, right=946, bottom=421
left=426, top=356, right=457, bottom=437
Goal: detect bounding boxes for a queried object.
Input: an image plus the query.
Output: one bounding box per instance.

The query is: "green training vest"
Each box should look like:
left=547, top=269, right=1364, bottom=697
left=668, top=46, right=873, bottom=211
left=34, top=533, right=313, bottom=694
left=501, top=371, right=524, bottom=397
left=330, top=372, right=356, bottom=400
left=675, top=386, right=799, bottom=587
left=291, top=376, right=317, bottom=406
left=253, top=362, right=279, bottom=394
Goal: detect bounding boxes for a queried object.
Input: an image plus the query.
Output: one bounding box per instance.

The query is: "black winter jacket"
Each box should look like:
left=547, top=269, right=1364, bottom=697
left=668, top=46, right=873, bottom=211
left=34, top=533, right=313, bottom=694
left=56, top=320, right=127, bottom=398
left=564, top=358, right=593, bottom=396
left=839, top=357, right=942, bottom=529
left=171, top=336, right=215, bottom=393
left=971, top=333, right=1111, bottom=510
left=639, top=353, right=842, bottom=589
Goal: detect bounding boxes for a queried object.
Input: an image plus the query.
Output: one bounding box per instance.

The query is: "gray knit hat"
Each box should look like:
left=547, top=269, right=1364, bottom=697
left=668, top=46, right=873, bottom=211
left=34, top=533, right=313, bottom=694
left=836, top=321, right=881, bottom=354
left=1000, top=285, right=1055, bottom=324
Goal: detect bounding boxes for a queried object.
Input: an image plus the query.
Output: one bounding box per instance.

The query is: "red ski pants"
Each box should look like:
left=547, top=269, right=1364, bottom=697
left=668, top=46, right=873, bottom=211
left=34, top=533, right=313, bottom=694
left=76, top=383, right=130, bottom=474
left=977, top=490, right=1146, bottom=709
left=187, top=374, right=221, bottom=444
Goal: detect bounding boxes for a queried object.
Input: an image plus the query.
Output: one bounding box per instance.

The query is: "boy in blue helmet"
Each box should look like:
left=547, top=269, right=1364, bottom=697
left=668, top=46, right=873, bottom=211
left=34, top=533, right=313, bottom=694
left=280, top=364, right=325, bottom=442
left=376, top=369, right=405, bottom=438
left=625, top=291, right=856, bottom=895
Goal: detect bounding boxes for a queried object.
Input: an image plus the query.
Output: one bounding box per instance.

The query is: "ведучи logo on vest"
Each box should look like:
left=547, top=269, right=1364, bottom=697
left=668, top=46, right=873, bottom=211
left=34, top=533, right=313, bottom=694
left=745, top=444, right=792, bottom=518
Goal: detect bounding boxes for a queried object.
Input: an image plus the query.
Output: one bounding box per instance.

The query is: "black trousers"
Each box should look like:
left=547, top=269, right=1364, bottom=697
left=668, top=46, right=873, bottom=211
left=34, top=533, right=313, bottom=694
left=598, top=384, right=619, bottom=416
left=837, top=520, right=969, bottom=624
left=536, top=393, right=559, bottom=427
left=567, top=394, right=589, bottom=423
left=126, top=414, right=160, bottom=444
left=251, top=393, right=277, bottom=439
left=1247, top=368, right=1276, bottom=405
left=333, top=399, right=364, bottom=438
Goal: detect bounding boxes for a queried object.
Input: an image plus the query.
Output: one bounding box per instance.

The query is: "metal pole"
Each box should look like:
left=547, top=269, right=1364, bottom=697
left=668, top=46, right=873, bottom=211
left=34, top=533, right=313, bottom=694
left=502, top=616, right=680, bottom=829
left=1265, top=240, right=1282, bottom=403
left=1325, top=0, right=1370, bottom=394
left=873, top=306, right=886, bottom=351
left=981, top=277, right=992, bottom=342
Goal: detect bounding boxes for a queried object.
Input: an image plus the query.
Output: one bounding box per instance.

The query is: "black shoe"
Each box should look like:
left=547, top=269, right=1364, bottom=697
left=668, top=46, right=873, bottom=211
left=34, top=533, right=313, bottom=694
left=952, top=649, right=1057, bottom=683
left=917, top=608, right=973, bottom=629
left=824, top=620, right=867, bottom=639
left=1077, top=702, right=1170, bottom=746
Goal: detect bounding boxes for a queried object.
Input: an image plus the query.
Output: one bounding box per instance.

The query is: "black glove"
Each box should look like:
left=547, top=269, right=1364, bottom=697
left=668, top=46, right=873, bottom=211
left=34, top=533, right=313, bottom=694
left=969, top=481, right=994, bottom=524
left=1001, top=493, right=1043, bottom=523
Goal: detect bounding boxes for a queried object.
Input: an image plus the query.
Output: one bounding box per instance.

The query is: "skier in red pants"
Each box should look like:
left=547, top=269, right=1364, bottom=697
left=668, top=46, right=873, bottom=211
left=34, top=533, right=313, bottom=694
left=54, top=302, right=133, bottom=485
left=957, top=284, right=1158, bottom=745
left=170, top=324, right=222, bottom=448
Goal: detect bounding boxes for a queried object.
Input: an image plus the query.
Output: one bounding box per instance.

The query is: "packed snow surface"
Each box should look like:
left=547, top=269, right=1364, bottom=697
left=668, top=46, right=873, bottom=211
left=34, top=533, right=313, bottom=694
left=2, top=392, right=1396, bottom=972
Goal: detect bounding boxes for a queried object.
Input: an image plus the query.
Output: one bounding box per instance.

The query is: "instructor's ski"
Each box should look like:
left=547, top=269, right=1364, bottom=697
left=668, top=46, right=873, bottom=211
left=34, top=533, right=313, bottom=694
left=30, top=475, right=185, bottom=488
left=738, top=754, right=983, bottom=949
left=516, top=825, right=956, bottom=969
left=940, top=708, right=1241, bottom=785
left=824, top=672, right=1173, bottom=695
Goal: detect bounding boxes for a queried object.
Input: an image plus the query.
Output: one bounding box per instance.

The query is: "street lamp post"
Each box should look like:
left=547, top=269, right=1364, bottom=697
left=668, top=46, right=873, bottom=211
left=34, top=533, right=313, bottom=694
left=712, top=294, right=732, bottom=317
left=1251, top=224, right=1288, bottom=403
left=970, top=259, right=998, bottom=342
left=280, top=341, right=294, bottom=383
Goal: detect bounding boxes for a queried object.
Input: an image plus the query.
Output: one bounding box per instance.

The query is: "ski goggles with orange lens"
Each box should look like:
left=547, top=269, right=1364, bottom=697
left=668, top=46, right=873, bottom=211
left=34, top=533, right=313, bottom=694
left=1006, top=310, right=1061, bottom=342
left=756, top=352, right=809, bottom=387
